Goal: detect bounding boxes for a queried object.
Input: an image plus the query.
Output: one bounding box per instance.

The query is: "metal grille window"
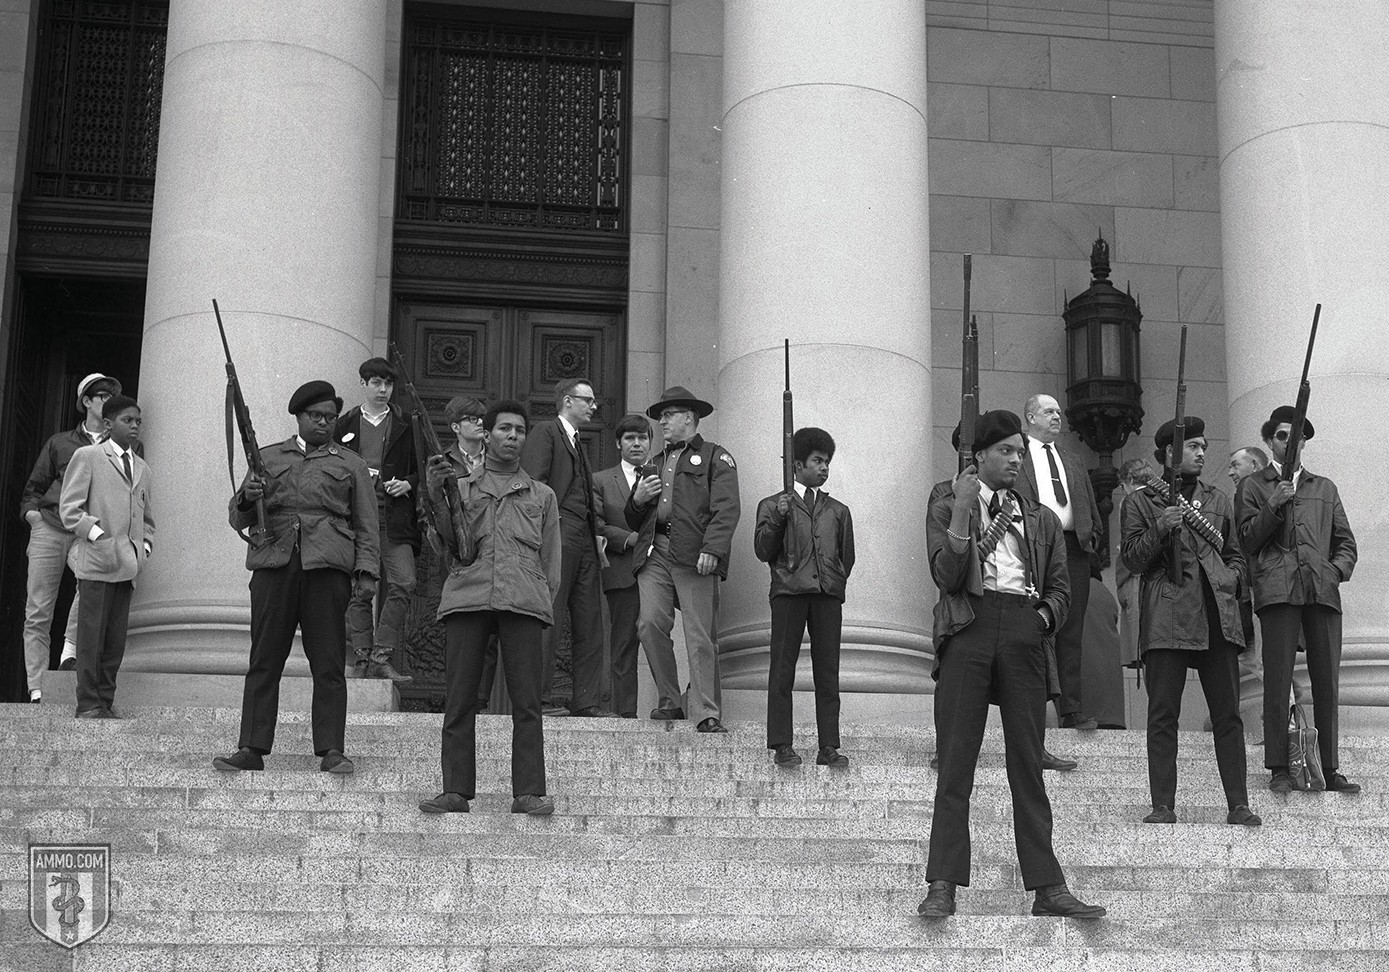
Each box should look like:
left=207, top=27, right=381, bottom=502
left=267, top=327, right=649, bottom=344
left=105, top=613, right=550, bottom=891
left=400, top=12, right=627, bottom=233
left=28, top=0, right=168, bottom=204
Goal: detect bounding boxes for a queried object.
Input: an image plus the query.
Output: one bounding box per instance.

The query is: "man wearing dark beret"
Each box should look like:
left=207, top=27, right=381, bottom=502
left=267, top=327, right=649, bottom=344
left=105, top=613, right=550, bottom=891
left=1121, top=418, right=1260, bottom=825
left=214, top=380, right=379, bottom=775
left=918, top=410, right=1104, bottom=920
left=1238, top=406, right=1360, bottom=794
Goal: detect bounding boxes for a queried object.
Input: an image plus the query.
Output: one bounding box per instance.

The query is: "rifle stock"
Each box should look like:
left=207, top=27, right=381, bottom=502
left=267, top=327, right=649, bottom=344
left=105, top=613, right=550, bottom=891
left=213, top=300, right=271, bottom=548
left=1280, top=303, right=1320, bottom=546
left=1167, top=325, right=1188, bottom=584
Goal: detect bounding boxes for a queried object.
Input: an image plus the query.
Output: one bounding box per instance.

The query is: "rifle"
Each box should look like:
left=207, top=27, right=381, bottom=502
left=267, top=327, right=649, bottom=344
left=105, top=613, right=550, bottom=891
left=1280, top=304, right=1320, bottom=547
left=782, top=339, right=799, bottom=569
left=1167, top=325, right=1188, bottom=584
left=213, top=300, right=271, bottom=548
left=959, top=255, right=978, bottom=473
left=1137, top=473, right=1223, bottom=552
left=389, top=342, right=474, bottom=567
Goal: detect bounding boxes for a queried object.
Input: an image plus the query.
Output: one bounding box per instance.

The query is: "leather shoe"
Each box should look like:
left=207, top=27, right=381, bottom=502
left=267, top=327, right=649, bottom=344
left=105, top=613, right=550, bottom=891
left=650, top=707, right=686, bottom=720
left=320, top=750, right=355, bottom=774
left=419, top=792, right=470, bottom=813
left=1227, top=805, right=1262, bottom=826
left=1269, top=770, right=1294, bottom=793
left=917, top=880, right=956, bottom=918
left=569, top=706, right=620, bottom=719
left=59, top=658, right=76, bottom=671
left=212, top=748, right=264, bottom=772
left=368, top=661, right=412, bottom=683
left=1042, top=749, right=1078, bottom=772
left=1142, top=806, right=1177, bottom=824
left=542, top=704, right=570, bottom=717
left=1059, top=713, right=1099, bottom=730
left=1032, top=884, right=1106, bottom=919
left=773, top=745, right=802, bottom=767
left=99, top=707, right=121, bottom=719
left=1327, top=772, right=1362, bottom=794
left=817, top=747, right=850, bottom=768
left=511, top=794, right=555, bottom=815
left=696, top=718, right=728, bottom=733
left=74, top=708, right=102, bottom=719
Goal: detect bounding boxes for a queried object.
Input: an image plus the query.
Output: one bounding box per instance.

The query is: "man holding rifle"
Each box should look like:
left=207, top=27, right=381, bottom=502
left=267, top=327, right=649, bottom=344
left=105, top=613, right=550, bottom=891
left=1238, top=405, right=1359, bottom=794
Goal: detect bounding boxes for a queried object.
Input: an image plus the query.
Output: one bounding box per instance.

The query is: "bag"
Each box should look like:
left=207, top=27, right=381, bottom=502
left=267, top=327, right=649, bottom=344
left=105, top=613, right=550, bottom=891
left=1288, top=703, right=1326, bottom=791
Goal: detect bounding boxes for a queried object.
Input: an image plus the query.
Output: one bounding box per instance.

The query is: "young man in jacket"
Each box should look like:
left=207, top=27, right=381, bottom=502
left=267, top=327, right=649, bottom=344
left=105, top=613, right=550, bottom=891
left=918, top=410, right=1103, bottom=920
left=214, top=381, right=379, bottom=775
left=420, top=400, right=561, bottom=816
left=1238, top=405, right=1360, bottom=794
left=334, top=357, right=419, bottom=683
left=754, top=427, right=854, bottom=768
left=59, top=394, right=154, bottom=718
left=1121, top=418, right=1260, bottom=826
left=626, top=386, right=741, bottom=733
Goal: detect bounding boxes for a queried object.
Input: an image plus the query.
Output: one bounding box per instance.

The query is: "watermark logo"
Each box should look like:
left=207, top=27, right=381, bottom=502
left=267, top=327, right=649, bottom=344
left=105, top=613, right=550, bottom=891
left=29, top=844, right=110, bottom=949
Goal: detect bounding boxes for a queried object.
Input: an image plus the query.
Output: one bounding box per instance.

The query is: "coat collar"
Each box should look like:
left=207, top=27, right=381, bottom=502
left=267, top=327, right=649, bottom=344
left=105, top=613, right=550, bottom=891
left=466, top=461, right=535, bottom=500
left=340, top=403, right=408, bottom=449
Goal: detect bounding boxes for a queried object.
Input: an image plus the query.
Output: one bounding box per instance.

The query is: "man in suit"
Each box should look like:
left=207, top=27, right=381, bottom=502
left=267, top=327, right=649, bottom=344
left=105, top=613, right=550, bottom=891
left=593, top=413, right=653, bottom=719
left=58, top=394, right=154, bottom=718
left=917, top=410, right=1103, bottom=920
left=520, top=377, right=616, bottom=718
left=1015, top=393, right=1104, bottom=730
left=334, top=357, right=418, bottom=683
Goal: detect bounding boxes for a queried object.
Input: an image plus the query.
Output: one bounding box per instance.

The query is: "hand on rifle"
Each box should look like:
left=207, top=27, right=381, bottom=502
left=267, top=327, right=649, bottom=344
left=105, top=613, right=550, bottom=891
left=776, top=493, right=792, bottom=517
left=425, top=455, right=453, bottom=499
left=951, top=464, right=981, bottom=510
left=240, top=474, right=265, bottom=505
left=1269, top=480, right=1296, bottom=510
left=632, top=474, right=662, bottom=505
left=1156, top=506, right=1183, bottom=536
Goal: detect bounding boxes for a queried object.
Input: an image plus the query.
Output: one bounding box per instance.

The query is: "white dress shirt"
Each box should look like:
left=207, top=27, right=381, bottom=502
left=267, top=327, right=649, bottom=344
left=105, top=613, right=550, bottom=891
left=1027, top=437, right=1075, bottom=531
left=979, top=483, right=1028, bottom=595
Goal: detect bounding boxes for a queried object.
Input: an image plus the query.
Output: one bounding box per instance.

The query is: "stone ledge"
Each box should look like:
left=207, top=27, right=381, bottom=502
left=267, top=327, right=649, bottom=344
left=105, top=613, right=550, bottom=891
left=38, top=671, right=399, bottom=714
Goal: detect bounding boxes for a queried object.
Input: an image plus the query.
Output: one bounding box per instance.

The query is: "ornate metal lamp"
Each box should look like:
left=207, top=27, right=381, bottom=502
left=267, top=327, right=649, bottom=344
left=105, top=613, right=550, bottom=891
left=1063, top=236, right=1144, bottom=565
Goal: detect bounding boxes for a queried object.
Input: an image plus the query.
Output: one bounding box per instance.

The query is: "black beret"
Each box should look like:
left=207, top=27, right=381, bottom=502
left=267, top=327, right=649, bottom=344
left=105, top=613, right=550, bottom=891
left=1268, top=404, right=1314, bottom=440
left=287, top=380, right=342, bottom=415
left=1153, top=416, right=1206, bottom=464
left=974, top=410, right=1023, bottom=452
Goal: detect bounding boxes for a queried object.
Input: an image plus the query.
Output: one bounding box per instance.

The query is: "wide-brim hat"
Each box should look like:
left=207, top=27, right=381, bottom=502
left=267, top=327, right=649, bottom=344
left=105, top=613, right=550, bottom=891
left=1268, top=404, right=1314, bottom=440
left=76, top=373, right=121, bottom=410
left=646, top=385, right=713, bottom=420
left=287, top=380, right=342, bottom=415
left=1153, top=416, right=1206, bottom=465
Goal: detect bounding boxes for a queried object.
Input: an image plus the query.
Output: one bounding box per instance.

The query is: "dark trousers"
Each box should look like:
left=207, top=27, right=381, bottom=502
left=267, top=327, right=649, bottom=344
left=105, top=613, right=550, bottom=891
left=1143, top=585, right=1248, bottom=810
left=928, top=591, right=1064, bottom=890
left=74, top=579, right=132, bottom=715
left=442, top=611, right=546, bottom=798
left=1053, top=532, right=1091, bottom=717
left=541, top=528, right=606, bottom=710
left=1260, top=602, right=1343, bottom=772
left=237, top=549, right=350, bottom=757
left=765, top=593, right=843, bottom=750
left=606, top=584, right=641, bottom=717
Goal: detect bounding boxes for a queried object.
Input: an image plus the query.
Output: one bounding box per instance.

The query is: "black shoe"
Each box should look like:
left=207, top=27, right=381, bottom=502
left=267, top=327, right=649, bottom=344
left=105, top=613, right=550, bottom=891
left=1326, top=773, right=1362, bottom=794
left=419, top=792, right=470, bottom=813
left=542, top=704, right=571, bottom=717
left=1227, top=805, right=1262, bottom=825
left=511, top=794, right=555, bottom=815
left=213, top=748, right=264, bottom=772
left=773, top=745, right=802, bottom=767
left=368, top=661, right=412, bottom=683
left=620, top=713, right=638, bottom=719
left=917, top=880, right=956, bottom=918
left=696, top=718, right=728, bottom=734
left=817, top=747, right=849, bottom=768
left=1059, top=713, right=1099, bottom=731
left=569, top=706, right=621, bottom=719
left=59, top=658, right=76, bottom=672
left=1269, top=770, right=1294, bottom=793
left=1042, top=749, right=1078, bottom=772
left=320, top=750, right=355, bottom=774
left=74, top=708, right=102, bottom=720
left=1032, top=884, right=1106, bottom=918
left=650, top=707, right=686, bottom=721
left=98, top=707, right=121, bottom=720
left=1142, top=806, right=1177, bottom=824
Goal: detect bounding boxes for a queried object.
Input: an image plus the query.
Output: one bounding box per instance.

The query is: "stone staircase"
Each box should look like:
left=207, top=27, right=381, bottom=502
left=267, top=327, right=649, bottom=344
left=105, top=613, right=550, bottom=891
left=1, top=704, right=1385, bottom=970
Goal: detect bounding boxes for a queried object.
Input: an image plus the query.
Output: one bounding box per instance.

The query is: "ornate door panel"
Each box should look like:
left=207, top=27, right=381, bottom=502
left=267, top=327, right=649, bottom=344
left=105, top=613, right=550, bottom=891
left=394, top=301, right=506, bottom=446
left=515, top=307, right=622, bottom=469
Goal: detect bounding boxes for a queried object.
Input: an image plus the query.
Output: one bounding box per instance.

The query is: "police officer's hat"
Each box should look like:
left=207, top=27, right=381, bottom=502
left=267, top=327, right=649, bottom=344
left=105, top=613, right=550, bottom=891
left=646, top=385, right=713, bottom=420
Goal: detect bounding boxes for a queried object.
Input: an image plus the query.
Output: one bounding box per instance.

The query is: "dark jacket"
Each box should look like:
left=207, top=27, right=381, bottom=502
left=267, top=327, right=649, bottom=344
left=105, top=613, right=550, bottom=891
left=1015, top=437, right=1103, bottom=553
left=625, top=434, right=740, bottom=580
left=333, top=404, right=421, bottom=551
left=593, top=462, right=640, bottom=592
left=1120, top=478, right=1246, bottom=656
left=926, top=488, right=1070, bottom=681
left=520, top=418, right=600, bottom=542
left=753, top=489, right=855, bottom=601
left=1237, top=464, right=1357, bottom=612
left=230, top=437, right=380, bottom=577
left=21, top=425, right=144, bottom=530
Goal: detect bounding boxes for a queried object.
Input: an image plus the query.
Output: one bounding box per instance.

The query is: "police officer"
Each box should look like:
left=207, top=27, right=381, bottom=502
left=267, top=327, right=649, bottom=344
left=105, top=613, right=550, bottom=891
left=214, top=381, right=379, bottom=774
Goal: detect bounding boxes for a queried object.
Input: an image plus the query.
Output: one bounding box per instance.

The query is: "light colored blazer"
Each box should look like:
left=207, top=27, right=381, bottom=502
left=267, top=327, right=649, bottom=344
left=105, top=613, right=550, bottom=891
left=60, top=440, right=155, bottom=584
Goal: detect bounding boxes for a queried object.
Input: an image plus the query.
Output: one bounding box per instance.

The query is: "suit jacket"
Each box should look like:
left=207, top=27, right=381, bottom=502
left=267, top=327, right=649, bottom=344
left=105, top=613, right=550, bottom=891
left=1015, top=437, right=1102, bottom=553
left=22, top=425, right=144, bottom=530
left=59, top=440, right=155, bottom=585
left=593, top=462, right=640, bottom=592
left=521, top=419, right=600, bottom=545
left=333, top=404, right=421, bottom=551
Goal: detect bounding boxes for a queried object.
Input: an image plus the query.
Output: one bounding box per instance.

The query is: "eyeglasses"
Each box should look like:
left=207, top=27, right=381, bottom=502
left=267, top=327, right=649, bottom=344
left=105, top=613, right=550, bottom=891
left=301, top=411, right=339, bottom=425
left=659, top=408, right=692, bottom=421
left=453, top=415, right=484, bottom=425
left=569, top=395, right=596, bottom=405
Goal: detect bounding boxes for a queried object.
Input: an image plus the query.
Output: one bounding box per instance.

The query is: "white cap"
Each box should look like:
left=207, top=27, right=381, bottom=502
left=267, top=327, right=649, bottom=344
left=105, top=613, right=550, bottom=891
left=76, top=373, right=121, bottom=410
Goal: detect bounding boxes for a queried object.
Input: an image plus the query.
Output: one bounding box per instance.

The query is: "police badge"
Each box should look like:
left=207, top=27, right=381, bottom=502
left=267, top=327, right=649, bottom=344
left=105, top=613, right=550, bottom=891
left=29, top=844, right=110, bottom=949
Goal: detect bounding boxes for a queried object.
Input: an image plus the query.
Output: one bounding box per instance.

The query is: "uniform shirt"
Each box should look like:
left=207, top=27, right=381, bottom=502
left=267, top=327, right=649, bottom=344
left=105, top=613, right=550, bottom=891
left=1027, top=437, right=1075, bottom=532
left=979, top=483, right=1028, bottom=595
left=655, top=443, right=688, bottom=527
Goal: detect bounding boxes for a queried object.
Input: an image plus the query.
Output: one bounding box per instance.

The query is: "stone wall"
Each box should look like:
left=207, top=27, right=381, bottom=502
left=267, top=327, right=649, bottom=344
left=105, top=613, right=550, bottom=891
left=0, top=0, right=36, bottom=408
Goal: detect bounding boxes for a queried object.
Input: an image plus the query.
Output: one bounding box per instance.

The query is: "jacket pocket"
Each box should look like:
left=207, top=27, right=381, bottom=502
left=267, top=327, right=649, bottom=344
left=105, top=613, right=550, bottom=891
left=314, top=465, right=354, bottom=518
left=84, top=536, right=120, bottom=574
left=509, top=500, right=544, bottom=552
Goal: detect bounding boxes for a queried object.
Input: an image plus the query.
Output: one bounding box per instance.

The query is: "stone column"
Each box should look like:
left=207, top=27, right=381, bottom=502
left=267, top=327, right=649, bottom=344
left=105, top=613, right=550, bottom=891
left=716, top=1, right=933, bottom=694
left=126, top=0, right=387, bottom=674
left=1216, top=0, right=1389, bottom=707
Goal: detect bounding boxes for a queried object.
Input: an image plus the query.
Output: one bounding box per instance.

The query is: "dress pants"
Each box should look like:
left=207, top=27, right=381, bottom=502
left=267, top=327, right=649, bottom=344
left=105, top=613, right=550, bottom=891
left=1143, top=584, right=1249, bottom=810
left=346, top=527, right=416, bottom=662
left=441, top=611, right=546, bottom=798
left=238, top=548, right=350, bottom=757
left=23, top=518, right=81, bottom=692
left=541, top=524, right=606, bottom=710
left=765, top=593, right=842, bottom=750
left=605, top=584, right=641, bottom=717
left=74, top=578, right=132, bottom=715
left=1053, top=532, right=1091, bottom=718
left=1260, top=602, right=1343, bottom=772
left=636, top=539, right=722, bottom=723
left=927, top=591, right=1064, bottom=890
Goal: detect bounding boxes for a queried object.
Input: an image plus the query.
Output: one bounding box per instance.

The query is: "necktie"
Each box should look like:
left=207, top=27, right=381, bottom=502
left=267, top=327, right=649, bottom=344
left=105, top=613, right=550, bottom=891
left=121, top=452, right=133, bottom=485
left=805, top=488, right=817, bottom=512
left=1044, top=444, right=1068, bottom=507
